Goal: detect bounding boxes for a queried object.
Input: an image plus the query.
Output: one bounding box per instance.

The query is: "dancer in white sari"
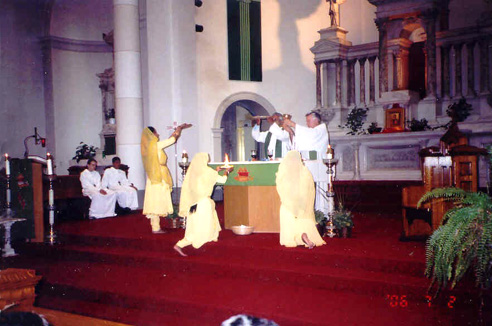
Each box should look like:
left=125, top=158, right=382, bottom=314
left=80, top=158, right=117, bottom=219
left=102, top=156, right=138, bottom=210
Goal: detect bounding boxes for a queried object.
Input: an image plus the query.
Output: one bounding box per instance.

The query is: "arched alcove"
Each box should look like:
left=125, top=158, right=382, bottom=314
left=212, top=92, right=276, bottom=161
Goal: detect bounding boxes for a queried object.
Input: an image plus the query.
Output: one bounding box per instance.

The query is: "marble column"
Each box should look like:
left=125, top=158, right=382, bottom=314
left=347, top=59, right=356, bottom=107
left=335, top=59, right=342, bottom=107
left=423, top=11, right=437, bottom=98
left=466, top=42, right=477, bottom=97
left=376, top=18, right=389, bottom=94
left=479, top=38, right=490, bottom=94
left=359, top=57, right=367, bottom=106
left=393, top=51, right=398, bottom=90
left=369, top=56, right=376, bottom=105
left=316, top=61, right=322, bottom=108
left=454, top=43, right=463, bottom=98
left=441, top=45, right=451, bottom=99
left=212, top=128, right=224, bottom=162
left=113, top=0, right=145, bottom=188
left=322, top=61, right=330, bottom=108
left=351, top=142, right=361, bottom=180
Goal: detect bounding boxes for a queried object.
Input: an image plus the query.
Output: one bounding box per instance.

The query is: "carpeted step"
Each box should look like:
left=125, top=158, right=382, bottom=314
left=31, top=261, right=474, bottom=326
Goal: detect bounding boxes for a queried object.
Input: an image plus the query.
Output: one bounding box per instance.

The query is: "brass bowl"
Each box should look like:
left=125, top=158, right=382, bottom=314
left=231, top=225, right=254, bottom=235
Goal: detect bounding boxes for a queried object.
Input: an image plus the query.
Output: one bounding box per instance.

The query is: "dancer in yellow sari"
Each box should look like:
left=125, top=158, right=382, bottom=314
left=174, top=153, right=228, bottom=256
left=141, top=125, right=189, bottom=233
left=276, top=151, right=326, bottom=248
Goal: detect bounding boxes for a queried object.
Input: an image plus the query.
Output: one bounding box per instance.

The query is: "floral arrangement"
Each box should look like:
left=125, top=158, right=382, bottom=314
left=332, top=207, right=354, bottom=230
left=73, top=142, right=98, bottom=163
left=339, top=107, right=369, bottom=135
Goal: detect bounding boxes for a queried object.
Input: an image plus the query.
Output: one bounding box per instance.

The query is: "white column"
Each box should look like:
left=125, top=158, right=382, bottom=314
left=114, top=0, right=145, bottom=189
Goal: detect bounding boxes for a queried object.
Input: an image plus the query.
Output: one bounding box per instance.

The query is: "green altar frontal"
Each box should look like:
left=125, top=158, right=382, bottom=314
left=208, top=161, right=280, bottom=186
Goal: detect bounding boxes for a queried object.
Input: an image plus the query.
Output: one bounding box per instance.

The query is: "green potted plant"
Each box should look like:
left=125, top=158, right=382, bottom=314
left=332, top=207, right=354, bottom=238
left=367, top=122, right=382, bottom=134
left=418, top=147, right=492, bottom=297
left=407, top=118, right=431, bottom=132
left=73, top=142, right=98, bottom=163
left=315, top=210, right=327, bottom=236
left=339, top=107, right=369, bottom=135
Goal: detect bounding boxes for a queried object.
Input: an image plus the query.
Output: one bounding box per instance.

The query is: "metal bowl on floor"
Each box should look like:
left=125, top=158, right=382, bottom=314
left=231, top=225, right=254, bottom=235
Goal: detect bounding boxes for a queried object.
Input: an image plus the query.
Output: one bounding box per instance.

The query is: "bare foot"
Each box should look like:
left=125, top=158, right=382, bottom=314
left=174, top=245, right=188, bottom=257
left=152, top=229, right=166, bottom=234
left=302, top=233, right=315, bottom=249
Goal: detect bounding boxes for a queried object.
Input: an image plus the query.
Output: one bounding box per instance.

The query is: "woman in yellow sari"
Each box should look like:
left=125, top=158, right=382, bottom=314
left=141, top=125, right=188, bottom=233
left=276, top=150, right=326, bottom=248
left=174, top=153, right=228, bottom=256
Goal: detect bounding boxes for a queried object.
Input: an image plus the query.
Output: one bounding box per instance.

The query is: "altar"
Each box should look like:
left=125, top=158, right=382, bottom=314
left=209, top=160, right=328, bottom=233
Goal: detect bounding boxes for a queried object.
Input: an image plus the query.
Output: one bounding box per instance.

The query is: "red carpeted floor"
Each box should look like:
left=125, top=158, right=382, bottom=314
left=5, top=205, right=486, bottom=326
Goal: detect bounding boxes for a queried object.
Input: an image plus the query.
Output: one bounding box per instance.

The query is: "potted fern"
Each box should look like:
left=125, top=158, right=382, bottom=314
left=332, top=207, right=354, bottom=238
left=418, top=147, right=492, bottom=297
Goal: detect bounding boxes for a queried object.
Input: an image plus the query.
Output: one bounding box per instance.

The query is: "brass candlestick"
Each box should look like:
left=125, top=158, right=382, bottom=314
left=323, top=156, right=339, bottom=238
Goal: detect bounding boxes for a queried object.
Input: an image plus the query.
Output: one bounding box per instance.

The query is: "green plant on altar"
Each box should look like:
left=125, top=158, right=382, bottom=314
left=418, top=146, right=492, bottom=297
left=332, top=206, right=354, bottom=230
left=407, top=118, right=431, bottom=132
left=339, top=107, right=369, bottom=135
left=72, top=142, right=98, bottom=163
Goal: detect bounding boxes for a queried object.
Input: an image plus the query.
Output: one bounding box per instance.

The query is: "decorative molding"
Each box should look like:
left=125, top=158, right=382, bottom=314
left=40, top=36, right=112, bottom=53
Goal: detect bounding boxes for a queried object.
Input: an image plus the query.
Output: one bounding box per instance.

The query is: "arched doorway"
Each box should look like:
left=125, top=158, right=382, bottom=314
left=213, top=92, right=275, bottom=161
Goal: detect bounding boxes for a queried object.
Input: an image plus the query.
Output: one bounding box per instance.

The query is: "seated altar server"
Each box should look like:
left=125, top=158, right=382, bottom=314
left=80, top=158, right=117, bottom=219
left=101, top=156, right=138, bottom=211
left=251, top=112, right=291, bottom=159
left=174, top=153, right=229, bottom=257
left=276, top=151, right=325, bottom=249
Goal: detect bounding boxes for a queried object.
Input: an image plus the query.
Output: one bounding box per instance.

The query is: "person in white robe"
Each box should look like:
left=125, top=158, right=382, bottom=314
left=283, top=111, right=330, bottom=215
left=80, top=158, right=117, bottom=219
left=101, top=156, right=138, bottom=210
left=251, top=112, right=291, bottom=159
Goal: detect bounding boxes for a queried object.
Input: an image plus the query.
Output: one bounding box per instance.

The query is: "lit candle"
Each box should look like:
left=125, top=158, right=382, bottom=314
left=47, top=153, right=53, bottom=175
left=4, top=153, right=10, bottom=176
left=223, top=153, right=231, bottom=168
left=182, top=150, right=188, bottom=163
left=326, top=145, right=334, bottom=160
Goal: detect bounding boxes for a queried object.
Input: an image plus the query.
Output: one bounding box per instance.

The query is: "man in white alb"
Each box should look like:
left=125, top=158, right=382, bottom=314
left=251, top=112, right=291, bottom=159
left=80, top=158, right=117, bottom=219
left=102, top=156, right=139, bottom=211
left=283, top=111, right=328, bottom=160
left=283, top=111, right=330, bottom=215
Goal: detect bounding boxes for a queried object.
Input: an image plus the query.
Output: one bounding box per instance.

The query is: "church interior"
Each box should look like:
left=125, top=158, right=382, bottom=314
left=1, top=0, right=492, bottom=325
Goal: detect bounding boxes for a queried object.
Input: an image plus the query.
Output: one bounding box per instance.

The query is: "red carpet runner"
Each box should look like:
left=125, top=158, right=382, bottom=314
left=6, top=207, right=485, bottom=326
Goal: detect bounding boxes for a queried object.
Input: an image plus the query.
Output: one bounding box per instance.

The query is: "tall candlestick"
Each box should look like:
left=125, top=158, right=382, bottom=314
left=6, top=189, right=11, bottom=203
left=4, top=154, right=10, bottom=175
left=46, top=153, right=53, bottom=175
left=49, top=188, right=54, bottom=206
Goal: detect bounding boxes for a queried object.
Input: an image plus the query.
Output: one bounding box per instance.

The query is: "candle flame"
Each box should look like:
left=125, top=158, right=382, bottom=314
left=4, top=153, right=8, bottom=159
left=222, top=153, right=232, bottom=168
left=182, top=150, right=187, bottom=154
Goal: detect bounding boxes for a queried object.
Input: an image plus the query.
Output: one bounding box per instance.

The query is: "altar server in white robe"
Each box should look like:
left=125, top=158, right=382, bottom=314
left=101, top=156, right=138, bottom=210
left=80, top=158, right=117, bottom=219
left=251, top=112, right=291, bottom=159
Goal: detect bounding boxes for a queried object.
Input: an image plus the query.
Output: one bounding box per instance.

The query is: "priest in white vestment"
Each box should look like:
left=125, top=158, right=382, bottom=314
left=251, top=112, right=291, bottom=159
left=80, top=158, right=117, bottom=219
left=283, top=111, right=330, bottom=215
left=101, top=156, right=138, bottom=210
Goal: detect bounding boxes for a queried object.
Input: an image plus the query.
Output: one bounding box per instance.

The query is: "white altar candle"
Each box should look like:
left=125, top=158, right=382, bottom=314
left=5, top=154, right=10, bottom=175
left=326, top=145, right=334, bottom=160
left=6, top=189, right=11, bottom=203
left=182, top=150, right=188, bottom=163
left=49, top=188, right=54, bottom=206
left=46, top=153, right=53, bottom=175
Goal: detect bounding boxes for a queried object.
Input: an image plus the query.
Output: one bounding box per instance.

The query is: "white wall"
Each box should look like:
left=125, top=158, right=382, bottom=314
left=52, top=49, right=113, bottom=173
left=194, top=0, right=378, bottom=158
left=50, top=0, right=113, bottom=173
left=0, top=0, right=47, bottom=158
